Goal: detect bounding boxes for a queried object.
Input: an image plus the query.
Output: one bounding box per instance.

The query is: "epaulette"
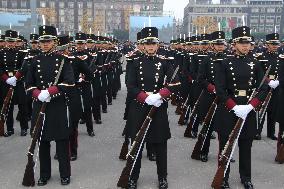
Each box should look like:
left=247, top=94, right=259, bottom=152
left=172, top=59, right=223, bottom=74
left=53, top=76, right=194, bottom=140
left=89, top=52, right=97, bottom=57
left=19, top=49, right=29, bottom=53
left=279, top=54, right=284, bottom=59
left=198, top=54, right=208, bottom=57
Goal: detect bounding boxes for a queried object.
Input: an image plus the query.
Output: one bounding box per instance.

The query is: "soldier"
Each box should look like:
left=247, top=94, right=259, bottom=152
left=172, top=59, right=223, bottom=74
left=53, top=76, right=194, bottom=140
left=255, top=33, right=281, bottom=140
left=214, top=26, right=268, bottom=189
left=126, top=27, right=180, bottom=189
left=196, top=31, right=227, bottom=162
left=276, top=53, right=284, bottom=162
left=0, top=30, right=28, bottom=137
left=26, top=25, right=74, bottom=186
left=0, top=34, right=5, bottom=48
left=73, top=32, right=95, bottom=134
left=56, top=34, right=94, bottom=161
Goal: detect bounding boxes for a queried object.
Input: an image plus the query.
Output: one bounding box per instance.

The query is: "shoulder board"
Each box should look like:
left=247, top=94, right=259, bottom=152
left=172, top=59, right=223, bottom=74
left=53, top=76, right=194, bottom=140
left=19, top=49, right=29, bottom=53
left=198, top=54, right=207, bottom=57
left=279, top=54, right=284, bottom=59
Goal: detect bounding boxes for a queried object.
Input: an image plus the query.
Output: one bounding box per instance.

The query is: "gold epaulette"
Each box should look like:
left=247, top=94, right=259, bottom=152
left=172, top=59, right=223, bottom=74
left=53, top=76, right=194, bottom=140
left=77, top=55, right=88, bottom=60
left=279, top=54, right=284, bottom=59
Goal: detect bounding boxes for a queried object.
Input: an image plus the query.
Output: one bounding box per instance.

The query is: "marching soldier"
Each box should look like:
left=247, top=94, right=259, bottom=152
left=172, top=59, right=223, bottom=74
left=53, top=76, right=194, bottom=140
left=196, top=31, right=227, bottom=162
left=126, top=27, right=180, bottom=189
left=26, top=25, right=74, bottom=186
left=214, top=26, right=268, bottom=189
left=255, top=33, right=281, bottom=140
left=0, top=30, right=29, bottom=137
left=73, top=32, right=95, bottom=134
left=56, top=34, right=94, bottom=161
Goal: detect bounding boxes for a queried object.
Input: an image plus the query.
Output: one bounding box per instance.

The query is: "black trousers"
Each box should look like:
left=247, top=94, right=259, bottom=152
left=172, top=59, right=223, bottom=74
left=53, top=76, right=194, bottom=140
left=219, top=136, right=253, bottom=182
left=107, top=86, right=113, bottom=104
left=258, top=110, right=275, bottom=137
left=7, top=103, right=28, bottom=131
left=69, top=123, right=79, bottom=156
left=39, top=140, right=70, bottom=179
left=92, top=95, right=107, bottom=120
left=130, top=141, right=167, bottom=181
left=81, top=110, right=93, bottom=132
left=201, top=122, right=215, bottom=155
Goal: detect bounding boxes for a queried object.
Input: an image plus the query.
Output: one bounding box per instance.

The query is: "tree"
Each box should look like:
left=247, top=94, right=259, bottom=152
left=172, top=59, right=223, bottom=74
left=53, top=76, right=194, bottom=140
left=192, top=16, right=218, bottom=34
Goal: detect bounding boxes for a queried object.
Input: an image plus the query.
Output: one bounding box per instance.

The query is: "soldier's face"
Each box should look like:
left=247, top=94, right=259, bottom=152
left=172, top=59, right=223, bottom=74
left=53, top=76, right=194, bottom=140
left=144, top=43, right=159, bottom=55
left=266, top=44, right=279, bottom=52
left=39, top=40, right=55, bottom=52
left=213, top=44, right=225, bottom=52
left=31, top=43, right=38, bottom=49
left=0, top=41, right=5, bottom=48
left=76, top=43, right=86, bottom=51
left=6, top=41, right=16, bottom=48
left=86, top=43, right=93, bottom=49
left=234, top=42, right=251, bottom=55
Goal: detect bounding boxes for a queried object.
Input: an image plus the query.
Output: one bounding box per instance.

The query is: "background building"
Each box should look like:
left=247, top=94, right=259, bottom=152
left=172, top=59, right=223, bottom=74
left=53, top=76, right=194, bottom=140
left=0, top=0, right=165, bottom=37
left=183, top=0, right=284, bottom=39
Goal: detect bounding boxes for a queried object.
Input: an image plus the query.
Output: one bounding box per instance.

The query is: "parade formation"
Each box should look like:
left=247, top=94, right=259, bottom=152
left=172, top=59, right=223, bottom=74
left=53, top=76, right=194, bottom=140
left=0, top=15, right=284, bottom=189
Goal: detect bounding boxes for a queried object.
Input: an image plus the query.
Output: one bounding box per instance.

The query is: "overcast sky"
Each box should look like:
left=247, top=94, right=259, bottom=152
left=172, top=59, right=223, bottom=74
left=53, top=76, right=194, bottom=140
left=163, top=0, right=189, bottom=19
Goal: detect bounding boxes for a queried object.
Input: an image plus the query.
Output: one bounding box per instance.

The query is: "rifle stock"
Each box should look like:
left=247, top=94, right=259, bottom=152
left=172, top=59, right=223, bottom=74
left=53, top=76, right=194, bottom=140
left=184, top=90, right=204, bottom=138
left=117, top=107, right=156, bottom=188
left=0, top=87, right=14, bottom=136
left=22, top=103, right=47, bottom=186
left=211, top=119, right=244, bottom=189
left=191, top=97, right=218, bottom=160
left=275, top=135, right=284, bottom=164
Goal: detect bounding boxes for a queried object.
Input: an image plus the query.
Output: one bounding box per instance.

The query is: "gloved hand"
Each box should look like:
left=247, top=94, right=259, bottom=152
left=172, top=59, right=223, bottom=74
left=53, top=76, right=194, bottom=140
left=232, top=104, right=254, bottom=120
left=145, top=93, right=162, bottom=105
left=38, top=90, right=51, bottom=102
left=153, top=99, right=163, bottom=107
left=6, top=76, right=17, bottom=86
left=268, top=80, right=279, bottom=89
left=78, top=78, right=84, bottom=83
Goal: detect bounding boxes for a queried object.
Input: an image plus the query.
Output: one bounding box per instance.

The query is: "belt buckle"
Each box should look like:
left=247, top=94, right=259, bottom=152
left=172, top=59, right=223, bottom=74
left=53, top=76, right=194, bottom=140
left=238, top=90, right=246, bottom=97
left=269, top=75, right=275, bottom=80
left=8, top=72, right=14, bottom=77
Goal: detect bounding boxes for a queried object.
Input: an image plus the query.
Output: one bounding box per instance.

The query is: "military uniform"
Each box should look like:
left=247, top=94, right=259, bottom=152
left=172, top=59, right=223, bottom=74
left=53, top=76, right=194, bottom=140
left=256, top=33, right=282, bottom=140
left=213, top=26, right=268, bottom=189
left=0, top=30, right=28, bottom=136
left=277, top=54, right=284, bottom=154
left=196, top=31, right=227, bottom=161
left=26, top=26, right=74, bottom=186
left=126, top=27, right=180, bottom=189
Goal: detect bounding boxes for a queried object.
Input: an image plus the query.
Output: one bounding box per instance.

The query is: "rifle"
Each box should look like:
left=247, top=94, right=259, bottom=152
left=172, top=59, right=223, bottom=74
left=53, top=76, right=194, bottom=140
left=178, top=94, right=190, bottom=125
left=184, top=90, right=204, bottom=138
left=22, top=58, right=65, bottom=187
left=211, top=65, right=271, bottom=189
left=258, top=74, right=278, bottom=125
left=191, top=96, right=218, bottom=160
left=117, top=66, right=179, bottom=188
left=0, top=87, right=14, bottom=136
left=275, top=133, right=284, bottom=164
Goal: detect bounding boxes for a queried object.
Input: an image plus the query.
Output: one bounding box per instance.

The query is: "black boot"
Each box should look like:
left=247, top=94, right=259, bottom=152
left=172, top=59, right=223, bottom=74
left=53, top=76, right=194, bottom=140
left=242, top=181, right=254, bottom=189
left=221, top=180, right=230, bottom=189
left=200, top=154, right=208, bottom=162
left=158, top=178, right=168, bottom=189
left=21, top=129, right=27, bottom=136
left=88, top=131, right=95, bottom=137
left=127, top=179, right=137, bottom=189
left=254, top=134, right=261, bottom=140
left=70, top=154, right=77, bottom=161
left=37, top=177, right=50, bottom=186
left=61, top=177, right=70, bottom=185
left=95, top=120, right=102, bottom=124
left=4, top=130, right=14, bottom=137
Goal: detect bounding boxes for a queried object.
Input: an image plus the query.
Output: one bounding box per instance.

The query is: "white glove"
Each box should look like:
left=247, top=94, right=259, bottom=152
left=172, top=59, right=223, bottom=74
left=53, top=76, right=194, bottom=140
left=38, top=90, right=51, bottom=102
left=78, top=78, right=84, bottom=83
left=6, top=76, right=17, bottom=86
left=232, top=104, right=254, bottom=120
left=268, top=80, right=279, bottom=89
left=145, top=93, right=162, bottom=105
left=153, top=99, right=163, bottom=107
